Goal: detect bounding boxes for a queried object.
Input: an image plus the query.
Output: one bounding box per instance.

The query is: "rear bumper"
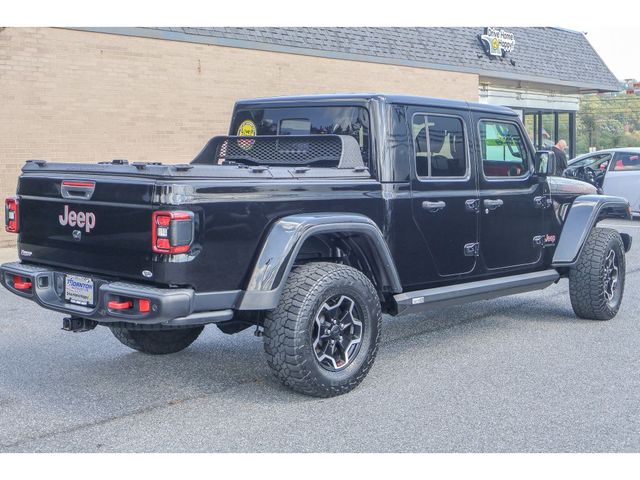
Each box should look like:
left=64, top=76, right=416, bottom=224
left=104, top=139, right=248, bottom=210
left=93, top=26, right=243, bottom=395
left=0, top=261, right=233, bottom=327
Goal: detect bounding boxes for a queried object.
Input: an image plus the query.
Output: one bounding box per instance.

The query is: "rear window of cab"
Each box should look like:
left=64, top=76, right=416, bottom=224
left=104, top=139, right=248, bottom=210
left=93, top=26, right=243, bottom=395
left=231, top=106, right=371, bottom=166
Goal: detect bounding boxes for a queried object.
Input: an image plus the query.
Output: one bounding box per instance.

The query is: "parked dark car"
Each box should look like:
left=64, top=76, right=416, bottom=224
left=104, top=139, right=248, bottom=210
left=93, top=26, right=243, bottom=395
left=2, top=94, right=633, bottom=397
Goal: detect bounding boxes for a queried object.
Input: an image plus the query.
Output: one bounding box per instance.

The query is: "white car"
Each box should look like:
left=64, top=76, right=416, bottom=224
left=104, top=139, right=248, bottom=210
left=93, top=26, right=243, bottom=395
left=564, top=148, right=640, bottom=217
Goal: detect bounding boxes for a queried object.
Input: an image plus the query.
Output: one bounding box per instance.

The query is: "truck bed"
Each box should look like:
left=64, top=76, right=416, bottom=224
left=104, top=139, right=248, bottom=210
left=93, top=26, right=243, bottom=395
left=16, top=159, right=376, bottom=290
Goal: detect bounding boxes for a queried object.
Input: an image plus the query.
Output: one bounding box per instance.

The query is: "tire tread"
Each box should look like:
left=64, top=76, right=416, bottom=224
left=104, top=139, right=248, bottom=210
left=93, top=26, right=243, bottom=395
left=263, top=262, right=382, bottom=397
left=569, top=227, right=625, bottom=321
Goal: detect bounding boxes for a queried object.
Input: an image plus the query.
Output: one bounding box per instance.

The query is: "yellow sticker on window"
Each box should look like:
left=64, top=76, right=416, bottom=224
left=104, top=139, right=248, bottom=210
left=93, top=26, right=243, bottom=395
left=236, top=120, right=257, bottom=150
left=237, top=120, right=257, bottom=137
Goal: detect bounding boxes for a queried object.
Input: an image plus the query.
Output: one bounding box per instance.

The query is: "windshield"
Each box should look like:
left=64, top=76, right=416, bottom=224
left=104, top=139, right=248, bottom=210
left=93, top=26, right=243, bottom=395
left=230, top=106, right=371, bottom=167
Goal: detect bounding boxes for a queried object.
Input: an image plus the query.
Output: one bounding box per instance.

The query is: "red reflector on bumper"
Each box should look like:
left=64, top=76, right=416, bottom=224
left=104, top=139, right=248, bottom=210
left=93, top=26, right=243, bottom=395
left=138, top=299, right=151, bottom=313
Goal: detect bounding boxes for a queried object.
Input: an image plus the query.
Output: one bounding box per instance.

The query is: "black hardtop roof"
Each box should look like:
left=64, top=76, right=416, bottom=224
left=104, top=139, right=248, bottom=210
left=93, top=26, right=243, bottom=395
left=234, top=93, right=517, bottom=116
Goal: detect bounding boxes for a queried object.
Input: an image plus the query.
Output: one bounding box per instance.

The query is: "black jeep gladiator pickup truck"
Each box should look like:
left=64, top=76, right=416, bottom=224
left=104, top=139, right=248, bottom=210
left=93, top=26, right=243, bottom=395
left=2, top=94, right=633, bottom=397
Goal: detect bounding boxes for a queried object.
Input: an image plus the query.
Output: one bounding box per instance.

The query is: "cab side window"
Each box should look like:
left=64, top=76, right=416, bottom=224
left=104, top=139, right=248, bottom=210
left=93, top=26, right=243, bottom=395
left=479, top=120, right=529, bottom=178
left=412, top=114, right=467, bottom=178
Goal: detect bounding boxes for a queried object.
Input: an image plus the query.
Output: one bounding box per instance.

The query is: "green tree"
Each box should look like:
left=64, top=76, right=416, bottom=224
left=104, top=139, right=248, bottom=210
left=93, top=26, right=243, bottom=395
left=577, top=94, right=640, bottom=153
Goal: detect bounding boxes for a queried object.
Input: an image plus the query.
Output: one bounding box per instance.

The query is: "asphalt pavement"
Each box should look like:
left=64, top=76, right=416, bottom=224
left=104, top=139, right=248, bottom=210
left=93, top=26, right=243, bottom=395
left=1, top=220, right=639, bottom=452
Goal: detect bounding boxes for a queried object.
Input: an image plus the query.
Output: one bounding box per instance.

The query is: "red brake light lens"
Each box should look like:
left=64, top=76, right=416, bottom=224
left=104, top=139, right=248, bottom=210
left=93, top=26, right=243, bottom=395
left=156, top=215, right=171, bottom=227
left=62, top=180, right=95, bottom=188
left=152, top=211, right=194, bottom=254
left=5, top=197, right=19, bottom=233
left=156, top=238, right=171, bottom=250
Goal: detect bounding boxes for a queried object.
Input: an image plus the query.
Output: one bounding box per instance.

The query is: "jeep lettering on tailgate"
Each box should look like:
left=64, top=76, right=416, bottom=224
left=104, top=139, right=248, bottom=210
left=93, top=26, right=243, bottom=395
left=58, top=205, right=96, bottom=233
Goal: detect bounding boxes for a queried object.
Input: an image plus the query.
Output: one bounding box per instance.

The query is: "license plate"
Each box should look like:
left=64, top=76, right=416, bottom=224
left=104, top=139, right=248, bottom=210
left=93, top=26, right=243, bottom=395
left=64, top=275, right=94, bottom=306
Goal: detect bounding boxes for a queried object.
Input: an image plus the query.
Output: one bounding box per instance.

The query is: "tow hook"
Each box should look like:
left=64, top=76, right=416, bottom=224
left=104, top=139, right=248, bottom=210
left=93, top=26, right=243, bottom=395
left=254, top=326, right=264, bottom=337
left=62, top=316, right=98, bottom=333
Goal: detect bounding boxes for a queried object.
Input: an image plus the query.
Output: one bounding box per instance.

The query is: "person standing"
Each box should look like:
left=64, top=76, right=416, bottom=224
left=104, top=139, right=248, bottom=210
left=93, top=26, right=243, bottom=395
left=551, top=139, right=569, bottom=175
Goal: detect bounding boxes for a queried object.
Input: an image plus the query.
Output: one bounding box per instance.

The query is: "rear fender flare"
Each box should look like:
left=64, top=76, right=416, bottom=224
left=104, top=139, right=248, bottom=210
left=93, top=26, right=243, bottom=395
left=552, top=194, right=631, bottom=267
left=238, top=213, right=402, bottom=310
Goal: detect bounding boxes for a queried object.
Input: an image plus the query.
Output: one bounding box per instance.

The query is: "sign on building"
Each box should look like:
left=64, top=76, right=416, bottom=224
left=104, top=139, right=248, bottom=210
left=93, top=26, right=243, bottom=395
left=479, top=27, right=515, bottom=58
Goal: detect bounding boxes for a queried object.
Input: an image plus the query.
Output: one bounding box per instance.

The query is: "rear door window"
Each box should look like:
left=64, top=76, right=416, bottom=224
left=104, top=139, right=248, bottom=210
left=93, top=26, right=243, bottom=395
left=412, top=114, right=468, bottom=178
left=611, top=152, right=640, bottom=171
left=479, top=120, right=530, bottom=178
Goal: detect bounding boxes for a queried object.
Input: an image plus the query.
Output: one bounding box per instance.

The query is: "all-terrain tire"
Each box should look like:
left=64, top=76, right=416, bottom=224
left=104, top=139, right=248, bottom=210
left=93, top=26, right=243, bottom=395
left=263, top=262, right=382, bottom=397
left=569, top=227, right=625, bottom=321
left=110, top=325, right=204, bottom=354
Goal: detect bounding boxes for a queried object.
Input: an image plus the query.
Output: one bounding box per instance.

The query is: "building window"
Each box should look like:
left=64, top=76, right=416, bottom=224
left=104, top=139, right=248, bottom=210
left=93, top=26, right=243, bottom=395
left=541, top=113, right=555, bottom=148
left=524, top=111, right=576, bottom=159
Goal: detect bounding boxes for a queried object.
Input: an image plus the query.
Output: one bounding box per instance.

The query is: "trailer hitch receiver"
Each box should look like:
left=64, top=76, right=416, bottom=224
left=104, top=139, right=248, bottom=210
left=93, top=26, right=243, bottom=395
left=62, top=316, right=98, bottom=332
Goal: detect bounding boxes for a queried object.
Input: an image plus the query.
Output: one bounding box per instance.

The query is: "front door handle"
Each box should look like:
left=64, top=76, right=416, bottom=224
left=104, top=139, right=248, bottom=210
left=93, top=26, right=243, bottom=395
left=483, top=199, right=504, bottom=211
left=422, top=200, right=446, bottom=213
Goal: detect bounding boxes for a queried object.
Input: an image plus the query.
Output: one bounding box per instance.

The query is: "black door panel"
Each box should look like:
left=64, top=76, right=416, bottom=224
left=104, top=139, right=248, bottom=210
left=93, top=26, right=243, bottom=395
left=412, top=187, right=479, bottom=277
left=472, top=115, right=547, bottom=272
left=409, top=108, right=479, bottom=282
left=480, top=184, right=544, bottom=269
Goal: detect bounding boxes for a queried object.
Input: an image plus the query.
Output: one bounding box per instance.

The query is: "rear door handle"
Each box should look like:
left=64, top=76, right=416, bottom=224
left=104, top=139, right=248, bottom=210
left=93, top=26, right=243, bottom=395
left=483, top=199, right=504, bottom=211
left=422, top=200, right=446, bottom=213
left=465, top=198, right=480, bottom=213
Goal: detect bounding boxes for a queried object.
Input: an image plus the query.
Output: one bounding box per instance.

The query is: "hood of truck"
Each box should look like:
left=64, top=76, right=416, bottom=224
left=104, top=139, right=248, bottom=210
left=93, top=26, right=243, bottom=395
left=547, top=176, right=598, bottom=196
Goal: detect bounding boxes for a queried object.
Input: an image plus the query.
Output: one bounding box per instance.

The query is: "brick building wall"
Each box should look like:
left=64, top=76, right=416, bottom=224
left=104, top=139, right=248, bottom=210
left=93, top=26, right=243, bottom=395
left=0, top=27, right=479, bottom=247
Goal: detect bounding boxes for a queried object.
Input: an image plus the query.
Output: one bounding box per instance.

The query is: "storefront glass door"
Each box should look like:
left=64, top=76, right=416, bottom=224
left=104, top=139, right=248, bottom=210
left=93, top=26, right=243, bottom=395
left=523, top=111, right=576, bottom=159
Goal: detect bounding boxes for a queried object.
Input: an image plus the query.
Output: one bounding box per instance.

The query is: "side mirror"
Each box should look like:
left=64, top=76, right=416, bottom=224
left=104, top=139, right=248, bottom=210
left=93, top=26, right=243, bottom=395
left=534, top=150, right=557, bottom=177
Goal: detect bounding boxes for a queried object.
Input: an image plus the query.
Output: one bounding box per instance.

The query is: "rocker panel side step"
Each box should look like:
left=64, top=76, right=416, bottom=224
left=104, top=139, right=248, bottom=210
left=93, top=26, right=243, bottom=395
left=394, top=269, right=560, bottom=315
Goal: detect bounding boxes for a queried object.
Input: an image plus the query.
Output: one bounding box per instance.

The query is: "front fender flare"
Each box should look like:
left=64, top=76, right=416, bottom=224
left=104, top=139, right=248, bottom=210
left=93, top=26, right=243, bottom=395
left=552, top=194, right=631, bottom=267
left=238, top=213, right=402, bottom=310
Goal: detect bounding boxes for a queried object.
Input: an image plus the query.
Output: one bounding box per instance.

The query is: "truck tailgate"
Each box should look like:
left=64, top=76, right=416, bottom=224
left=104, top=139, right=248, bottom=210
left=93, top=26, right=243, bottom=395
left=17, top=174, right=155, bottom=281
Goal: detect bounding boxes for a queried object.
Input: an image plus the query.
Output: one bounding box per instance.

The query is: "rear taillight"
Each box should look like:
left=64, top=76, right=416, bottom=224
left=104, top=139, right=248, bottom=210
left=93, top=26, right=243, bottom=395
left=152, top=211, right=194, bottom=254
left=5, top=197, right=19, bottom=233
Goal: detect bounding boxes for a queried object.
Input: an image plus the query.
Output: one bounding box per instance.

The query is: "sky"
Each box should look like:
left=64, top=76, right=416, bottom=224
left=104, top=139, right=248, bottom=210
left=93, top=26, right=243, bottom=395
left=583, top=28, right=640, bottom=80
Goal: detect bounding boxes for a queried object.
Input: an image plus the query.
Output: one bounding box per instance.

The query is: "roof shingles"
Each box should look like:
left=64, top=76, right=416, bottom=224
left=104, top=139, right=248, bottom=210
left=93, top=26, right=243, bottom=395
left=143, top=27, right=619, bottom=91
